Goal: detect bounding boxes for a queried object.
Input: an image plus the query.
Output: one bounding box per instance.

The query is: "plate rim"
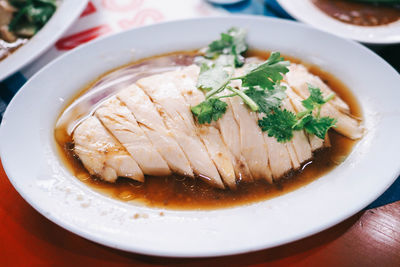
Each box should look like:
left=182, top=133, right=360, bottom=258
left=1, top=15, right=400, bottom=258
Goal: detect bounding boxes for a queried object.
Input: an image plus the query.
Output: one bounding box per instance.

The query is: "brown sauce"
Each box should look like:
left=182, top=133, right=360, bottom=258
left=55, top=50, right=362, bottom=210
left=312, top=0, right=400, bottom=26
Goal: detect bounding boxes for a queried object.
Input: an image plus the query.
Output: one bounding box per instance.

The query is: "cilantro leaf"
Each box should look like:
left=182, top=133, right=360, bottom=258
left=206, top=33, right=232, bottom=57
left=214, top=54, right=236, bottom=67
left=197, top=64, right=231, bottom=93
left=191, top=98, right=228, bottom=124
left=244, top=84, right=286, bottom=114
left=293, top=113, right=313, bottom=130
left=258, top=109, right=297, bottom=143
left=295, top=85, right=337, bottom=139
left=301, top=84, right=328, bottom=110
left=229, top=28, right=247, bottom=57
left=231, top=44, right=245, bottom=67
left=238, top=52, right=290, bottom=90
left=205, top=27, right=247, bottom=67
left=303, top=116, right=337, bottom=139
left=195, top=54, right=235, bottom=69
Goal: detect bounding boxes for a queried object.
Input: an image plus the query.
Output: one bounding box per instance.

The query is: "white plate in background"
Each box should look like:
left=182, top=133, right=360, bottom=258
left=277, top=0, right=400, bottom=44
left=1, top=16, right=400, bottom=257
left=0, top=0, right=88, bottom=81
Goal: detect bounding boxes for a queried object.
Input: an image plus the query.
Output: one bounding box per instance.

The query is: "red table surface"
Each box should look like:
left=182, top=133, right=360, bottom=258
left=1, top=159, right=399, bottom=266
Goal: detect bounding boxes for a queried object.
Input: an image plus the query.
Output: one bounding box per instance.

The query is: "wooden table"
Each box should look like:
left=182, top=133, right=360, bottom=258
left=1, top=159, right=399, bottom=266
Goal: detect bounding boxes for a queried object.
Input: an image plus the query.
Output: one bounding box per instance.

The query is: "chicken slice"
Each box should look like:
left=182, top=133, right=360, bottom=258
left=174, top=65, right=237, bottom=189
left=258, top=112, right=293, bottom=180
left=285, top=65, right=363, bottom=140
left=320, top=104, right=363, bottom=140
left=286, top=64, right=349, bottom=113
left=284, top=84, right=328, bottom=151
left=218, top=93, right=253, bottom=182
left=234, top=63, right=293, bottom=179
left=282, top=97, right=313, bottom=165
left=285, top=141, right=300, bottom=170
left=136, top=72, right=224, bottom=188
left=229, top=95, right=273, bottom=183
left=95, top=97, right=171, bottom=176
left=73, top=116, right=144, bottom=183
left=235, top=63, right=292, bottom=179
left=117, top=84, right=193, bottom=177
left=228, top=69, right=273, bottom=182
left=197, top=126, right=237, bottom=189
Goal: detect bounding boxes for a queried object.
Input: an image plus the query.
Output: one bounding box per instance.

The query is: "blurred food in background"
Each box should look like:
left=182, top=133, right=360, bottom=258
left=0, top=0, right=57, bottom=60
left=312, top=0, right=400, bottom=26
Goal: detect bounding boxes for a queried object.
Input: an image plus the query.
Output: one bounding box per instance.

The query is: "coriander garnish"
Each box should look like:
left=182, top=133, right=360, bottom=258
left=192, top=28, right=336, bottom=143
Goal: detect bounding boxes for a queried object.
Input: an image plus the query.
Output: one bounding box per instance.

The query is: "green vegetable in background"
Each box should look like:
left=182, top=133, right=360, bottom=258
left=9, top=0, right=57, bottom=37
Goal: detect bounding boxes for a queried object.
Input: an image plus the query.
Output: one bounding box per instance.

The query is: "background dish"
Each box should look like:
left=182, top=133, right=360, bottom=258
left=277, top=0, right=400, bottom=44
left=1, top=16, right=400, bottom=257
left=0, top=0, right=88, bottom=81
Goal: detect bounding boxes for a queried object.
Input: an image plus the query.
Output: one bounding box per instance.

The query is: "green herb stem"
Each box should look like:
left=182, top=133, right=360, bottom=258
left=205, top=80, right=230, bottom=99
left=324, top=93, right=335, bottom=103
left=228, top=87, right=259, bottom=112
left=218, top=93, right=238, bottom=98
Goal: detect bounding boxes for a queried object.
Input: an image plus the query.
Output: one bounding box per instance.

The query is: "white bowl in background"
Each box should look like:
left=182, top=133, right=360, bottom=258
left=0, top=0, right=88, bottom=81
left=277, top=0, right=400, bottom=44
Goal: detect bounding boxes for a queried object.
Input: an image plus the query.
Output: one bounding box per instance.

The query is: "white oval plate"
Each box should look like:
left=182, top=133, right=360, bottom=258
left=0, top=0, right=88, bottom=81
left=277, top=0, right=400, bottom=44
left=1, top=16, right=400, bottom=257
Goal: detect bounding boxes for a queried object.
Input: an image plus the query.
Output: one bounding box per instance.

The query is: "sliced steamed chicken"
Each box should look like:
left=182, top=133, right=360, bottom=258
left=230, top=68, right=277, bottom=183
left=259, top=117, right=294, bottom=180
left=261, top=119, right=294, bottom=179
left=217, top=91, right=254, bottom=182
left=285, top=64, right=363, bottom=140
left=117, top=84, right=194, bottom=177
left=235, top=63, right=293, bottom=179
left=95, top=97, right=171, bottom=176
left=286, top=64, right=350, bottom=113
left=284, top=84, right=329, bottom=151
left=170, top=65, right=237, bottom=189
left=73, top=116, right=144, bottom=182
left=228, top=93, right=273, bottom=183
left=234, top=66, right=305, bottom=180
left=281, top=96, right=313, bottom=165
left=136, top=70, right=225, bottom=188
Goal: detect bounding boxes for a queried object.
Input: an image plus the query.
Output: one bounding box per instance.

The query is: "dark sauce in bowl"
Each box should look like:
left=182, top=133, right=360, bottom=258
left=55, top=51, right=362, bottom=210
left=312, top=0, right=400, bottom=26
